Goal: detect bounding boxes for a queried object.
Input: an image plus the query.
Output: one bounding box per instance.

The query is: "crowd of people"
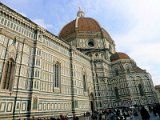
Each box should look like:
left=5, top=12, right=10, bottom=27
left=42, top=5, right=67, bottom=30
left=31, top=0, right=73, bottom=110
left=27, top=103, right=160, bottom=120
left=85, top=103, right=160, bottom=120
left=84, top=108, right=135, bottom=120
left=139, top=104, right=160, bottom=120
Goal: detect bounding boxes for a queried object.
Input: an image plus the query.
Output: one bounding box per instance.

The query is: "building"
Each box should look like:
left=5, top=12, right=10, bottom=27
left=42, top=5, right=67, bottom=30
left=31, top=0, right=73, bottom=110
left=155, top=85, right=160, bottom=103
left=0, top=3, right=157, bottom=119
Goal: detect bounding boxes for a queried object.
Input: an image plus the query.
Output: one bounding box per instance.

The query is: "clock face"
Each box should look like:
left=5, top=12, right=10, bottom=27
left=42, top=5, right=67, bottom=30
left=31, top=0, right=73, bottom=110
left=88, top=41, right=94, bottom=47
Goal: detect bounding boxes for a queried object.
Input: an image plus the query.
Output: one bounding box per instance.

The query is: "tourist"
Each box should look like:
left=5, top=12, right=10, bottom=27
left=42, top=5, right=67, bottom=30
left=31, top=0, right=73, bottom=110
left=140, top=106, right=150, bottom=120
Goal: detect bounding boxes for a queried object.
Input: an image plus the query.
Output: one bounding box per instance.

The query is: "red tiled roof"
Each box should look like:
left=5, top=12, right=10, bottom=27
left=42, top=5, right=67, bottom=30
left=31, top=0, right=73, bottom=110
left=110, top=52, right=130, bottom=62
left=59, top=17, right=101, bottom=39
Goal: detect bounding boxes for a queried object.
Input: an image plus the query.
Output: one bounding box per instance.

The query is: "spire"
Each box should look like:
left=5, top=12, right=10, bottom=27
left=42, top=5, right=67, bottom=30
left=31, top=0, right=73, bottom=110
left=77, top=7, right=85, bottom=17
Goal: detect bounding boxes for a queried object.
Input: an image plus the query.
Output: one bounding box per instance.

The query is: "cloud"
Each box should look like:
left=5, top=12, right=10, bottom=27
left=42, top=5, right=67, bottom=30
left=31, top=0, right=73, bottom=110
left=33, top=19, right=53, bottom=29
left=112, top=0, right=160, bottom=85
left=2, top=0, right=160, bottom=85
left=129, top=43, right=160, bottom=85
left=32, top=0, right=160, bottom=85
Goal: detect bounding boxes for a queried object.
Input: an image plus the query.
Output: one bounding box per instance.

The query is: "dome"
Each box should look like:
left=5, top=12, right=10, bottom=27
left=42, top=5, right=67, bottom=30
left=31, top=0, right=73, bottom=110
left=110, top=52, right=130, bottom=62
left=58, top=8, right=113, bottom=41
left=59, top=17, right=101, bottom=40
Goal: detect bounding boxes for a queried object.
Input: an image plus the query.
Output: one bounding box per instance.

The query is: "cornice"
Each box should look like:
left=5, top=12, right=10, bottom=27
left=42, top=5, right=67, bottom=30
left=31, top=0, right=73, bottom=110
left=0, top=3, right=70, bottom=49
left=0, top=3, right=36, bottom=29
left=0, top=26, right=34, bottom=46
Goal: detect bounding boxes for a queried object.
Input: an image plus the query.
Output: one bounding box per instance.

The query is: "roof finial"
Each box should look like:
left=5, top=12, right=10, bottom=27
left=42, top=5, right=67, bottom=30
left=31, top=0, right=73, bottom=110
left=77, top=7, right=85, bottom=17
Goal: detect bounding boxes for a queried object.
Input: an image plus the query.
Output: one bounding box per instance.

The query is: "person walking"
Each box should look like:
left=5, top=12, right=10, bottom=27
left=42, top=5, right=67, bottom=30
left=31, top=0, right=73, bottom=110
left=140, top=106, right=150, bottom=120
left=156, top=104, right=160, bottom=117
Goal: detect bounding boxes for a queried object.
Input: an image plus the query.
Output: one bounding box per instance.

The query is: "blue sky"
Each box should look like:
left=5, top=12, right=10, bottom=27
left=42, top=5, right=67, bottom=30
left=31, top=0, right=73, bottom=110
left=1, top=0, right=160, bottom=85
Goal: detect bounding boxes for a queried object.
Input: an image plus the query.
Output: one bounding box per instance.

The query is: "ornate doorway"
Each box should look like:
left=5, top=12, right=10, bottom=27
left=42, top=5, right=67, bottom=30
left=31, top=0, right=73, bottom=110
left=89, top=92, right=94, bottom=112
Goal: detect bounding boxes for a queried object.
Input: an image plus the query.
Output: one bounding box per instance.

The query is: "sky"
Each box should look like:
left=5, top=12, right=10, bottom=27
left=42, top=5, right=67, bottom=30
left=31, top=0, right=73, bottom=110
left=1, top=0, right=160, bottom=85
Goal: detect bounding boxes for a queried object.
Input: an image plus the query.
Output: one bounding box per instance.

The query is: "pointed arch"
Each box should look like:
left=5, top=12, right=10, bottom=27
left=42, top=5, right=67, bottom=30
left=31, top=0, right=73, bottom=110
left=100, top=101, right=102, bottom=107
left=136, top=76, right=145, bottom=96
left=32, top=96, right=38, bottom=110
left=115, top=69, right=119, bottom=76
left=83, top=74, right=87, bottom=92
left=114, top=87, right=119, bottom=99
left=1, top=58, right=15, bottom=91
left=138, top=84, right=144, bottom=96
left=54, top=62, right=61, bottom=88
left=125, top=64, right=131, bottom=73
left=89, top=92, right=94, bottom=112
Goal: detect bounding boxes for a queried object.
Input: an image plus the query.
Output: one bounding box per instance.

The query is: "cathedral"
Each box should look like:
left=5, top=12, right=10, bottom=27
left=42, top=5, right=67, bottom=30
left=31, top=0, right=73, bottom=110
left=0, top=3, right=158, bottom=119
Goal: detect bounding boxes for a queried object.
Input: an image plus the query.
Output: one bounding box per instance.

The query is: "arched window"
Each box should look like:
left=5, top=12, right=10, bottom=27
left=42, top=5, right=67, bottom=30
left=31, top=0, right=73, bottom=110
left=114, top=87, right=119, bottom=99
left=109, top=45, right=112, bottom=51
left=115, top=69, right=119, bottom=76
left=33, top=97, right=38, bottom=110
left=0, top=62, right=2, bottom=81
left=125, top=64, right=131, bottom=73
left=1, top=58, right=15, bottom=91
left=138, top=84, right=144, bottom=96
left=83, top=74, right=87, bottom=92
left=54, top=62, right=61, bottom=88
left=126, top=68, right=130, bottom=73
left=100, top=101, right=102, bottom=107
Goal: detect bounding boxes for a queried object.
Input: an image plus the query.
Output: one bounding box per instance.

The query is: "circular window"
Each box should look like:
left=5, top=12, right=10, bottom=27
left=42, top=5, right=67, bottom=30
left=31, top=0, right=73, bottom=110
left=88, top=41, right=94, bottom=47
